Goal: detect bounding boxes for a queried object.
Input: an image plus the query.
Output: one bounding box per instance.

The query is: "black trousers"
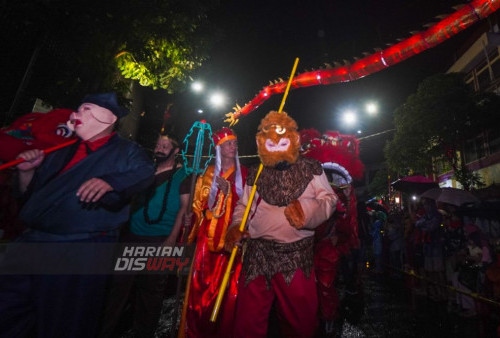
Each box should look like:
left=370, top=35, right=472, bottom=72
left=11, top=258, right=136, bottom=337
left=0, top=233, right=116, bottom=338
left=98, top=232, right=170, bottom=338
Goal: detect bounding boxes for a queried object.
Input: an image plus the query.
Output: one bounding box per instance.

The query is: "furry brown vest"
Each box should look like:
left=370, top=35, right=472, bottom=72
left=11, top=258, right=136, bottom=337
left=246, top=157, right=323, bottom=207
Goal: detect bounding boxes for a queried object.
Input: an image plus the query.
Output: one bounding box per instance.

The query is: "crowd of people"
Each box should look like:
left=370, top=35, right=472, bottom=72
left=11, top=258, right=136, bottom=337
left=0, top=96, right=354, bottom=338
left=364, top=197, right=500, bottom=320
left=2, top=91, right=498, bottom=337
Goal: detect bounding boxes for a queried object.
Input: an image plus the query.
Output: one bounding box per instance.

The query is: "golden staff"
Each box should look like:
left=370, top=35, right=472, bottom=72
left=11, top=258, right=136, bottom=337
left=209, top=57, right=299, bottom=322
left=177, top=234, right=195, bottom=338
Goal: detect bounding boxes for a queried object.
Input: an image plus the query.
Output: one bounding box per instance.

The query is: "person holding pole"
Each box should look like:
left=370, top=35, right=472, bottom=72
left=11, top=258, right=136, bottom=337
left=224, top=111, right=337, bottom=337
left=181, top=127, right=247, bottom=337
left=0, top=92, right=155, bottom=338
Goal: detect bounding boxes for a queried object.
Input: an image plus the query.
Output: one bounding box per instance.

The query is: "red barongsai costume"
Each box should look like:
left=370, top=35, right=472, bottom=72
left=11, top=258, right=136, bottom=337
left=300, top=129, right=364, bottom=322
left=0, top=109, right=74, bottom=163
left=0, top=109, right=75, bottom=240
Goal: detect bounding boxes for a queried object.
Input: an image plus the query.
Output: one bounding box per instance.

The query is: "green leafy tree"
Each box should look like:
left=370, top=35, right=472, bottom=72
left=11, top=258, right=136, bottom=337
left=2, top=0, right=217, bottom=120
left=368, top=169, right=390, bottom=199
left=385, top=73, right=499, bottom=190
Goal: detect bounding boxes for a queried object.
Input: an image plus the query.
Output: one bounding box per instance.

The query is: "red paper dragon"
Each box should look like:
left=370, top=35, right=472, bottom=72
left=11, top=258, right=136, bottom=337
left=225, top=0, right=500, bottom=125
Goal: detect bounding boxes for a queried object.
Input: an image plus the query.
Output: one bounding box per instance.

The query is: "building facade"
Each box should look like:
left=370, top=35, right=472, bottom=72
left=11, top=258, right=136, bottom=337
left=441, top=13, right=500, bottom=189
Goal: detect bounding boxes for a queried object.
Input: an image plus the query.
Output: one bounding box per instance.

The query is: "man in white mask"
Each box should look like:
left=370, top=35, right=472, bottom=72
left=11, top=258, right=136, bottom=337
left=0, top=92, right=154, bottom=338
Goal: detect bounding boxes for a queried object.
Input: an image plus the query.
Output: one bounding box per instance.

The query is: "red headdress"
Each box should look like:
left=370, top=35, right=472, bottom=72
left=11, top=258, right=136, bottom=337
left=212, top=127, right=237, bottom=146
left=299, top=128, right=321, bottom=149
left=208, top=127, right=243, bottom=208
left=299, top=129, right=364, bottom=183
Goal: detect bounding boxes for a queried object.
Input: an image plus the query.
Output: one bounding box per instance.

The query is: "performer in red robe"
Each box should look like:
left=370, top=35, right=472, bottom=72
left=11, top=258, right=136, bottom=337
left=300, top=129, right=364, bottom=333
left=182, top=128, right=247, bottom=337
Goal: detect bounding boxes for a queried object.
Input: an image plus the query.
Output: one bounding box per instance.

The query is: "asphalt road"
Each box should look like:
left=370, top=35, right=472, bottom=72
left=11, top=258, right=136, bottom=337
left=116, top=268, right=499, bottom=338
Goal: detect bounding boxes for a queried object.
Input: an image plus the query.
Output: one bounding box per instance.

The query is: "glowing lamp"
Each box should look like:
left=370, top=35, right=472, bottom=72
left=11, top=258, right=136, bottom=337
left=191, top=81, right=204, bottom=92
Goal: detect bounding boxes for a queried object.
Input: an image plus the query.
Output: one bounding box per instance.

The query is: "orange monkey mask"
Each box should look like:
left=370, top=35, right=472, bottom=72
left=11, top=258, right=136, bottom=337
left=256, top=111, right=300, bottom=169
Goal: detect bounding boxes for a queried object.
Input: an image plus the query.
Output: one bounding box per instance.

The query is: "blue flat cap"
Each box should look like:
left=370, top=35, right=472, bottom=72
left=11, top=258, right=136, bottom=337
left=81, top=92, right=129, bottom=119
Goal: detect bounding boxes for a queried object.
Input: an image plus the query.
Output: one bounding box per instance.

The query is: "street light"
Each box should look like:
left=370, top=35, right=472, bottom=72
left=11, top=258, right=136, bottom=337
left=209, top=92, right=226, bottom=108
left=365, top=102, right=378, bottom=115
left=341, top=110, right=357, bottom=127
left=191, top=81, right=204, bottom=93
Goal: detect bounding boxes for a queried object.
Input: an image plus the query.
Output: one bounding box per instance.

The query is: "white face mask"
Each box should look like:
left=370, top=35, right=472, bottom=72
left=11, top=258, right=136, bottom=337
left=67, top=103, right=117, bottom=140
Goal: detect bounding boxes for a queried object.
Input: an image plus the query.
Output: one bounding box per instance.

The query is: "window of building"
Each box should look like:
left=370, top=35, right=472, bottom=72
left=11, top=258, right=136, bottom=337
left=476, top=58, right=488, bottom=72
left=488, top=128, right=500, bottom=155
left=464, top=134, right=486, bottom=163
left=477, top=69, right=491, bottom=91
left=489, top=47, right=499, bottom=61
left=435, top=157, right=452, bottom=174
left=464, top=71, right=478, bottom=91
left=491, top=58, right=500, bottom=79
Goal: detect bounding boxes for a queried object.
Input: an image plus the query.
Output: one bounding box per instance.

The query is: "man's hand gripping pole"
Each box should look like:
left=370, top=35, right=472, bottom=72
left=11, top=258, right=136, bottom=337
left=209, top=163, right=263, bottom=322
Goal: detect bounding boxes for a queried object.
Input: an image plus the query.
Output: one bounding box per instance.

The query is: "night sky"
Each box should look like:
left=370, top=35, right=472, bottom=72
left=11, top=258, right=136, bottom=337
left=2, top=0, right=485, bottom=166
left=167, top=0, right=478, bottom=165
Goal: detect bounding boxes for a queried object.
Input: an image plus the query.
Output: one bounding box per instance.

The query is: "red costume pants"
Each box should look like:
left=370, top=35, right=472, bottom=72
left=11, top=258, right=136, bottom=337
left=185, top=238, right=241, bottom=338
left=233, top=269, right=318, bottom=338
left=314, top=238, right=341, bottom=321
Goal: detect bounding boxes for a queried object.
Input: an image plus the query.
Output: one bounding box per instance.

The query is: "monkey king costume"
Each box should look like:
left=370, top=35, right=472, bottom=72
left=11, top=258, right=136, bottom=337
left=300, top=129, right=364, bottom=324
left=225, top=111, right=337, bottom=338
left=183, top=127, right=247, bottom=337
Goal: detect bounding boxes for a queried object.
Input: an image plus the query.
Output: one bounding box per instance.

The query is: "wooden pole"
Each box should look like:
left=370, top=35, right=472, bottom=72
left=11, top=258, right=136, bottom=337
left=0, top=138, right=77, bottom=171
